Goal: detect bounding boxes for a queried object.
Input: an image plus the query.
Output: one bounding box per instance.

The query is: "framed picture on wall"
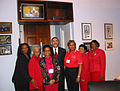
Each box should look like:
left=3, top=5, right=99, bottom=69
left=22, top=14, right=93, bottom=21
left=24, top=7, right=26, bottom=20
left=82, top=23, right=92, bottom=40
left=0, top=22, right=12, bottom=34
left=104, top=23, right=113, bottom=39
left=0, top=45, right=12, bottom=55
left=83, top=42, right=91, bottom=51
left=105, top=41, right=113, bottom=50
left=0, top=35, right=11, bottom=45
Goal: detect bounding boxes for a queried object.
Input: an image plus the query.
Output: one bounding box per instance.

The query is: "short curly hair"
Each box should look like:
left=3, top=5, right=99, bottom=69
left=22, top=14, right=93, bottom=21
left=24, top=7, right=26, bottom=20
left=79, top=44, right=88, bottom=52
left=43, top=45, right=51, bottom=52
left=90, top=40, right=100, bottom=48
left=67, top=40, right=76, bottom=47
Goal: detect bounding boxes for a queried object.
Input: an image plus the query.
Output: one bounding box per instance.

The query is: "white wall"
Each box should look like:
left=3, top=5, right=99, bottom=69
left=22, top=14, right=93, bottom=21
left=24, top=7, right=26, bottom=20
left=0, top=0, right=19, bottom=91
left=73, top=0, right=120, bottom=80
left=61, top=23, right=72, bottom=51
left=0, top=0, right=120, bottom=91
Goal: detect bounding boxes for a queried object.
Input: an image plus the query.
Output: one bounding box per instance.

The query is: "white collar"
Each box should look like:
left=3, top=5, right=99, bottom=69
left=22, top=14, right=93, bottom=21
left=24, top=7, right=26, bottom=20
left=53, top=47, right=58, bottom=54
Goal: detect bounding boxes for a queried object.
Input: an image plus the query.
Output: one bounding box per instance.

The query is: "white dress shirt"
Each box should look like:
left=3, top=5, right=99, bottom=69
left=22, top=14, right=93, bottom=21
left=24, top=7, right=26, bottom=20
left=53, top=47, right=58, bottom=54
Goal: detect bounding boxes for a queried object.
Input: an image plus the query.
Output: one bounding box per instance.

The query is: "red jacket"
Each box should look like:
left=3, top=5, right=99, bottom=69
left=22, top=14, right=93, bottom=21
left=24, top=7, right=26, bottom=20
left=28, top=55, right=43, bottom=91
left=88, top=48, right=106, bottom=77
left=80, top=53, right=90, bottom=81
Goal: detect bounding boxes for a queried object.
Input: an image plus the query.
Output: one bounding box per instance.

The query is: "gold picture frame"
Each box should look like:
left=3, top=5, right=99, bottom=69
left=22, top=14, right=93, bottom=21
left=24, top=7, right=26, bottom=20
left=105, top=41, right=113, bottom=50
left=104, top=23, right=113, bottom=39
left=0, top=22, right=12, bottom=34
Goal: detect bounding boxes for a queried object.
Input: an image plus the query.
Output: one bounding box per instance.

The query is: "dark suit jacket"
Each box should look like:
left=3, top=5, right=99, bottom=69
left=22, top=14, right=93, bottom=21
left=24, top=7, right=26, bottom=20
left=12, top=54, right=32, bottom=89
left=51, top=47, right=66, bottom=91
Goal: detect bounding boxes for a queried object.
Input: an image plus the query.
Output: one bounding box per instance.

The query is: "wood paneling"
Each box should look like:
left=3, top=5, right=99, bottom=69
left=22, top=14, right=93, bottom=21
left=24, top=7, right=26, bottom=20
left=24, top=24, right=50, bottom=45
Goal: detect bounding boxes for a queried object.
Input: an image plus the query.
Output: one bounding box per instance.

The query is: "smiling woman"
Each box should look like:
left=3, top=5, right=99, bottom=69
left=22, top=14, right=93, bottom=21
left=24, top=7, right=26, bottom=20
left=64, top=40, right=83, bottom=91
left=28, top=45, right=43, bottom=91
left=88, top=40, right=106, bottom=81
left=40, top=45, right=60, bottom=91
left=12, top=43, right=33, bottom=91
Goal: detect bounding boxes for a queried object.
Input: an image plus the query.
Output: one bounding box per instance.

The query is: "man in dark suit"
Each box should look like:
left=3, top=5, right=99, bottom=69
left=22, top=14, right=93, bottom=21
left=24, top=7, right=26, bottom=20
left=51, top=37, right=66, bottom=91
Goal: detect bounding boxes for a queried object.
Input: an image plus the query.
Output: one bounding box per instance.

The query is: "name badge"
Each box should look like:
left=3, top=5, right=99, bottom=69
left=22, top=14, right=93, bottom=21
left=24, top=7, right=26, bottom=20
left=49, top=69, right=54, bottom=73
left=94, top=53, right=96, bottom=56
left=66, top=59, right=70, bottom=63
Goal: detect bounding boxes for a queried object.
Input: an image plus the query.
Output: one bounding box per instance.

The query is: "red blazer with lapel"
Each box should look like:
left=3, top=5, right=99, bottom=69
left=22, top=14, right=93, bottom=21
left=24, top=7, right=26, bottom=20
left=88, top=48, right=106, bottom=77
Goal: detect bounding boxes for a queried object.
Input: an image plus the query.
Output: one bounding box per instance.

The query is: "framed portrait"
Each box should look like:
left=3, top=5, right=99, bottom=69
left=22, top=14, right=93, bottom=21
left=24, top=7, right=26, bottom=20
left=0, top=35, right=11, bottom=45
left=104, top=23, right=113, bottom=39
left=105, top=41, right=113, bottom=50
left=83, top=42, right=91, bottom=51
left=82, top=23, right=92, bottom=40
left=0, top=45, right=12, bottom=55
left=0, top=22, right=12, bottom=34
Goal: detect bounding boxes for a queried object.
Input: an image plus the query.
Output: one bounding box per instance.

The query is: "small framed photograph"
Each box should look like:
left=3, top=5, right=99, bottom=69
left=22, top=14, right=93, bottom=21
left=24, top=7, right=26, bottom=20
left=105, top=41, right=113, bottom=50
left=82, top=23, right=92, bottom=40
left=83, top=42, right=91, bottom=51
left=0, top=22, right=12, bottom=34
left=0, top=35, right=11, bottom=45
left=104, top=23, right=113, bottom=39
left=0, top=45, right=12, bottom=55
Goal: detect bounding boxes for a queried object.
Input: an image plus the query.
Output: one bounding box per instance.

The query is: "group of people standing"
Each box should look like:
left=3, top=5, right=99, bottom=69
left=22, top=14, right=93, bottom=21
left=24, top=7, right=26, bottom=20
left=12, top=37, right=106, bottom=91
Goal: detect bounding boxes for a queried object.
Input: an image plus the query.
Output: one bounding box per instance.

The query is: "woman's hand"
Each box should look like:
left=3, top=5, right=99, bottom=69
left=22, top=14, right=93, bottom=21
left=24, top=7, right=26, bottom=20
left=35, top=87, right=38, bottom=89
left=64, top=66, right=66, bottom=70
left=81, top=79, right=85, bottom=82
left=76, top=76, right=80, bottom=82
left=76, top=64, right=82, bottom=82
left=31, top=79, right=36, bottom=86
left=31, top=79, right=38, bottom=88
left=49, top=79, right=55, bottom=85
left=99, top=76, right=103, bottom=80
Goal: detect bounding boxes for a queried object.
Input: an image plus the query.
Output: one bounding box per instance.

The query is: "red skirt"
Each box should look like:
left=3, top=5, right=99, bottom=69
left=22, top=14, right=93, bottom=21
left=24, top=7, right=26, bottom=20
left=44, top=83, right=58, bottom=91
left=90, top=72, right=105, bottom=81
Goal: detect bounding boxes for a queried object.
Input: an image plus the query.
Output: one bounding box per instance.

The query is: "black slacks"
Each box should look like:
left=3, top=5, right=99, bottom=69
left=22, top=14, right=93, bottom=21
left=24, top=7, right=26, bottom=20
left=65, top=67, right=79, bottom=91
left=14, top=83, right=29, bottom=91
left=58, top=70, right=64, bottom=91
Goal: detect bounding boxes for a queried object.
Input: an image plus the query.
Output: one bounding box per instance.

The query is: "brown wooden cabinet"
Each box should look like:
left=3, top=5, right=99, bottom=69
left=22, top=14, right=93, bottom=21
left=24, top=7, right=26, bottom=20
left=17, top=0, right=73, bottom=45
left=17, top=0, right=73, bottom=24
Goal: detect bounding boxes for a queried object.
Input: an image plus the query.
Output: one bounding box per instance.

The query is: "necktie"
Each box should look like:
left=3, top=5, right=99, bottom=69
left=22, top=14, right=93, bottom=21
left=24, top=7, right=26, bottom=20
left=55, top=48, right=58, bottom=61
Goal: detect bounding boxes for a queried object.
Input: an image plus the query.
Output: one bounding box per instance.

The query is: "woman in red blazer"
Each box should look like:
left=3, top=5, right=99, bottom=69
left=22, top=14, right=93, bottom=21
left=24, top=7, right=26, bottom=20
left=28, top=45, right=43, bottom=91
left=88, top=40, right=106, bottom=81
left=79, top=44, right=90, bottom=91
